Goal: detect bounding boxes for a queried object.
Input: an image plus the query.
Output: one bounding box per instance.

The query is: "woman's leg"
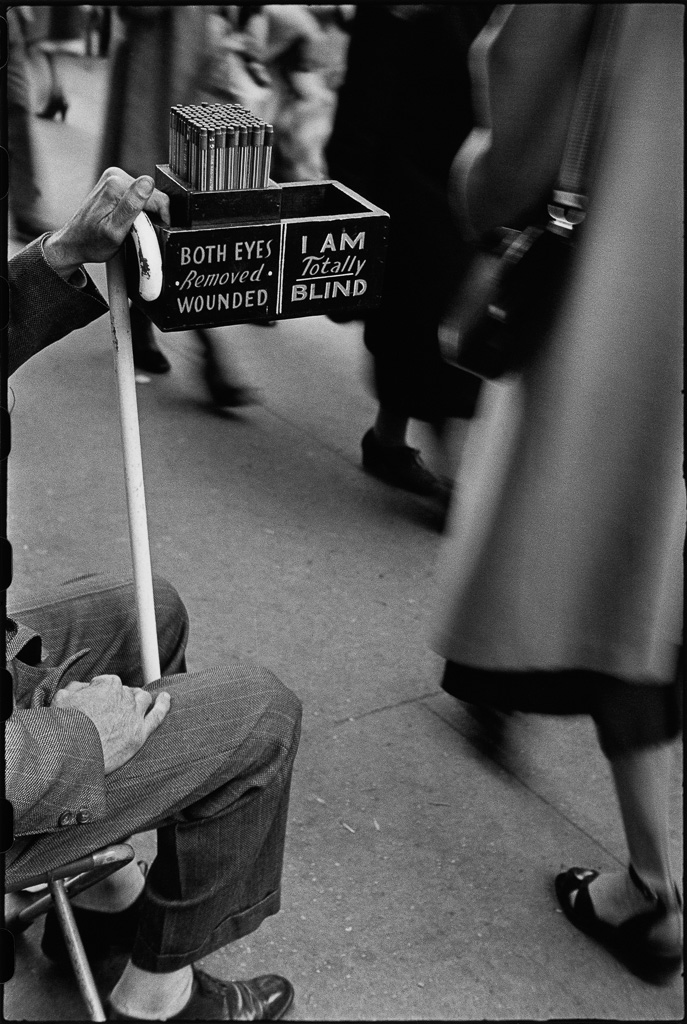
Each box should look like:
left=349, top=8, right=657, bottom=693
left=586, top=741, right=681, bottom=925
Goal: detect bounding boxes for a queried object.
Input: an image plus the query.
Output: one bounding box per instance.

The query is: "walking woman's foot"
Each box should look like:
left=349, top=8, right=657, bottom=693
left=198, top=330, right=259, bottom=410
left=130, top=308, right=171, bottom=373
left=361, top=428, right=451, bottom=500
left=555, top=864, right=683, bottom=983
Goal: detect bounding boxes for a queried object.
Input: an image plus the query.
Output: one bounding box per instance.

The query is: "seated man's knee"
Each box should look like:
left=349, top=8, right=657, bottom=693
left=152, top=575, right=189, bottom=653
left=250, top=665, right=302, bottom=748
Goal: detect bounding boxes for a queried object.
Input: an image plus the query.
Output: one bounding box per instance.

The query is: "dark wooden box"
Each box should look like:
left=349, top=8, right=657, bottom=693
left=127, top=173, right=389, bottom=331
left=154, top=165, right=283, bottom=226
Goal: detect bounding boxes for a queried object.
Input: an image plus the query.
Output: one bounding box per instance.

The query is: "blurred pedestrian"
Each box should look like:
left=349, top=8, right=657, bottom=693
left=326, top=4, right=490, bottom=511
left=30, top=4, right=82, bottom=121
left=98, top=5, right=255, bottom=407
left=264, top=4, right=353, bottom=182
left=209, top=5, right=351, bottom=183
left=6, top=6, right=57, bottom=242
left=433, top=4, right=683, bottom=983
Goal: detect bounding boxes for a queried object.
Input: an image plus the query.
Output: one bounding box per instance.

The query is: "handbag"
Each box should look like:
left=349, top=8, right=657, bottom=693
left=439, top=6, right=621, bottom=381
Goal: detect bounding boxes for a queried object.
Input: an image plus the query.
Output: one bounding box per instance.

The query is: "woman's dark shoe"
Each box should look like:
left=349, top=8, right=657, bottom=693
left=204, top=372, right=260, bottom=410
left=108, top=967, right=295, bottom=1020
left=555, top=864, right=684, bottom=984
left=36, top=95, right=69, bottom=121
left=361, top=427, right=451, bottom=500
left=41, top=890, right=144, bottom=969
left=130, top=308, right=171, bottom=373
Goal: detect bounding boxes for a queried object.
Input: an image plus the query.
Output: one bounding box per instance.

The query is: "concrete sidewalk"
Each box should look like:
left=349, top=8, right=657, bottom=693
left=4, top=51, right=683, bottom=1021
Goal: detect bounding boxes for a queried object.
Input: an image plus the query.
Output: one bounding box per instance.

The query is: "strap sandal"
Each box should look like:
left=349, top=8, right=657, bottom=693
left=555, top=865, right=683, bottom=985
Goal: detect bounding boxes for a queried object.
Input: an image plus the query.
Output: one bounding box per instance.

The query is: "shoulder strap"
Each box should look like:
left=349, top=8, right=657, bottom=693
left=551, top=5, right=623, bottom=225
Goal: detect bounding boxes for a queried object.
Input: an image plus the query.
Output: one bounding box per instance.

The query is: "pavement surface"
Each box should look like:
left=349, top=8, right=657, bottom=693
left=4, top=49, right=683, bottom=1021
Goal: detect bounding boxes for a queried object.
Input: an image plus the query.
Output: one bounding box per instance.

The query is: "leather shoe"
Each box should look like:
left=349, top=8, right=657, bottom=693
left=108, top=967, right=295, bottom=1020
left=361, top=428, right=451, bottom=500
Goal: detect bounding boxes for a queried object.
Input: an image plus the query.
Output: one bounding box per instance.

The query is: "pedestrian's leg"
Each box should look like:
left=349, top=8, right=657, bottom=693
left=7, top=12, right=46, bottom=234
left=555, top=672, right=683, bottom=977
left=585, top=742, right=681, bottom=925
left=197, top=327, right=259, bottom=410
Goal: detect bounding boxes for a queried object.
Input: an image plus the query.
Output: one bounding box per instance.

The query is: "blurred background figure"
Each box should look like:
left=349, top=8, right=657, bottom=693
left=98, top=5, right=256, bottom=408
left=6, top=5, right=56, bottom=242
left=83, top=5, right=113, bottom=58
left=209, top=5, right=353, bottom=183
left=326, top=4, right=491, bottom=515
left=263, top=4, right=354, bottom=182
left=29, top=4, right=86, bottom=121
left=433, top=4, right=683, bottom=983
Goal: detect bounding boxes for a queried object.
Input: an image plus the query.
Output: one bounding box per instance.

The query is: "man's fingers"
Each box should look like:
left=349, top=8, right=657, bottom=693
left=141, top=691, right=171, bottom=738
left=143, top=186, right=171, bottom=226
left=134, top=688, right=153, bottom=713
left=90, top=674, right=123, bottom=688
left=108, top=176, right=156, bottom=234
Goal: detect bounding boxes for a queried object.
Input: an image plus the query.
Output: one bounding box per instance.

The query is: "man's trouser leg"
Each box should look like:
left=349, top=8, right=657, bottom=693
left=7, top=576, right=302, bottom=967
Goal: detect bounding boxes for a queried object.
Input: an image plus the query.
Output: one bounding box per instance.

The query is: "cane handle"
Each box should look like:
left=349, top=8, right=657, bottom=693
left=130, top=212, right=163, bottom=302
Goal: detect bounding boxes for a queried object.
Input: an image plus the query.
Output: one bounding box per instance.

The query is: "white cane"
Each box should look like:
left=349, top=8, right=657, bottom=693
left=105, top=213, right=164, bottom=685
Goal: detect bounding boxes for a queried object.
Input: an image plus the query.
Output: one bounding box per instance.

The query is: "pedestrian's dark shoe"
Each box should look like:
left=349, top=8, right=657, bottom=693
left=36, top=94, right=69, bottom=121
left=130, top=309, right=171, bottom=373
left=202, top=347, right=260, bottom=410
left=108, top=967, right=295, bottom=1020
left=361, top=427, right=450, bottom=499
left=555, top=864, right=683, bottom=985
left=41, top=890, right=144, bottom=969
left=205, top=376, right=261, bottom=411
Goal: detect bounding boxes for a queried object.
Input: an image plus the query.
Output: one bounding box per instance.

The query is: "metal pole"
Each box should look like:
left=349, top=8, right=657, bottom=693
left=50, top=880, right=107, bottom=1021
left=106, top=253, right=161, bottom=684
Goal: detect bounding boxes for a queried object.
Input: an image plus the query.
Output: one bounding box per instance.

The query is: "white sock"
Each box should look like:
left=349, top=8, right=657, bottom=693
left=109, top=963, right=194, bottom=1020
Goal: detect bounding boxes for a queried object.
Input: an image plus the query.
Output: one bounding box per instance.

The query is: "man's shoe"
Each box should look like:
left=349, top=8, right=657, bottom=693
left=41, top=891, right=144, bottom=969
left=361, top=427, right=450, bottom=499
left=108, top=967, right=295, bottom=1020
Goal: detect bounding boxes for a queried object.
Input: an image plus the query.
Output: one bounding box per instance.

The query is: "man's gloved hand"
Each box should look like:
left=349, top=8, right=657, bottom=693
left=52, top=675, right=171, bottom=774
left=42, top=167, right=171, bottom=282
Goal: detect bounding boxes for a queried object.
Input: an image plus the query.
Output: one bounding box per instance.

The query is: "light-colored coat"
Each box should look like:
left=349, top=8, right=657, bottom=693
left=433, top=4, right=683, bottom=686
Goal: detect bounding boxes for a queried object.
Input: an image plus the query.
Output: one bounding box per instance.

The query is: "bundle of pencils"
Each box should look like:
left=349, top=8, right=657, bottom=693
left=168, top=103, right=274, bottom=191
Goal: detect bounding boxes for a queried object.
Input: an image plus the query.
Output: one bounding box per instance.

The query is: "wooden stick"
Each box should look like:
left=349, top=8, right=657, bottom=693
left=106, top=252, right=161, bottom=685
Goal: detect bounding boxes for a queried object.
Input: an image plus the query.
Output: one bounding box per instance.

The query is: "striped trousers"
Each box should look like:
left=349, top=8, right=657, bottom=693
left=7, top=574, right=302, bottom=971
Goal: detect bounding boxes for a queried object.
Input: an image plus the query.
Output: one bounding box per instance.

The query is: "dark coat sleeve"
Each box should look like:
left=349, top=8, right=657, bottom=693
left=8, top=236, right=109, bottom=377
left=7, top=237, right=110, bottom=839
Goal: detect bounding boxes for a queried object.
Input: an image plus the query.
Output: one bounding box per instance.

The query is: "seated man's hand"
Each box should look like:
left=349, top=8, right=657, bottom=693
left=43, top=168, right=171, bottom=282
left=52, top=675, right=171, bottom=774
